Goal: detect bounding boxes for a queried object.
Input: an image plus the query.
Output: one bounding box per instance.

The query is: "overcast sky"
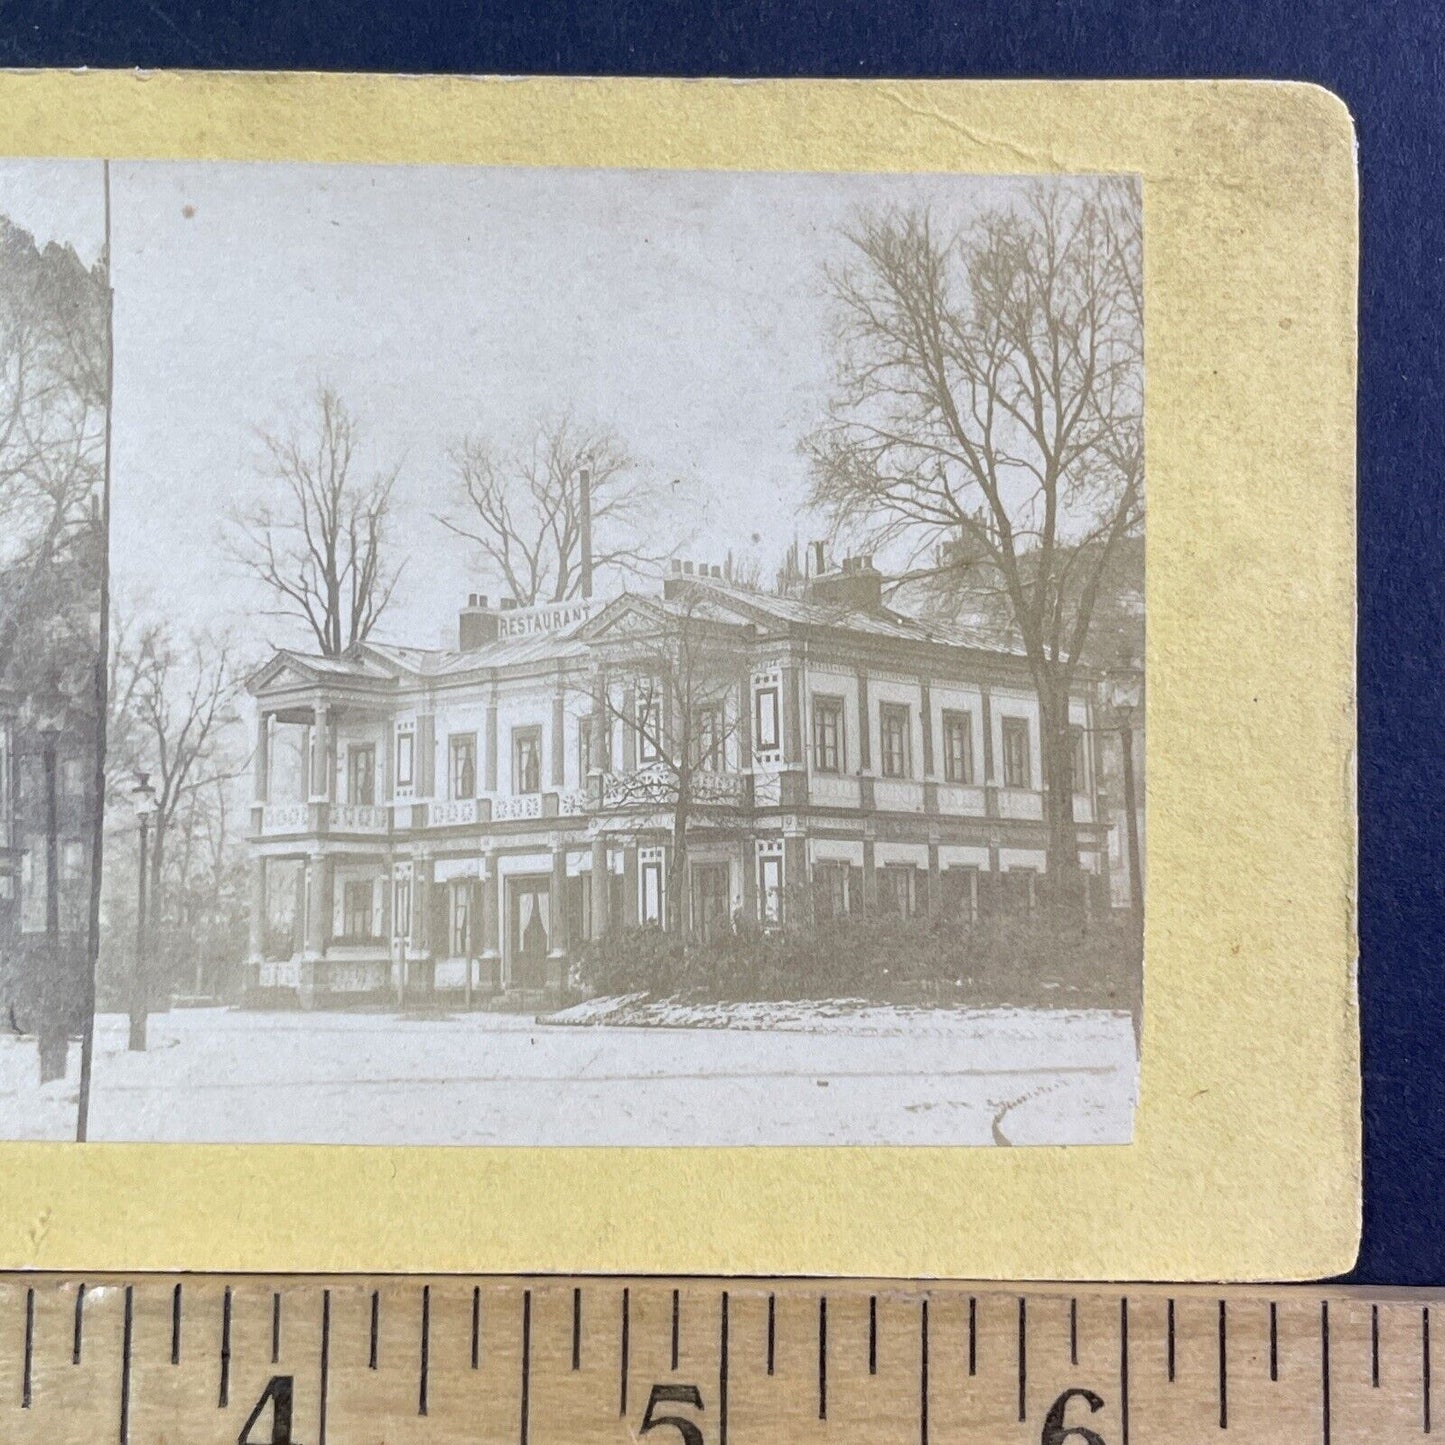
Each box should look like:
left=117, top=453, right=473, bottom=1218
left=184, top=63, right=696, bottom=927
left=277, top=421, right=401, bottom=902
left=0, top=160, right=1036, bottom=656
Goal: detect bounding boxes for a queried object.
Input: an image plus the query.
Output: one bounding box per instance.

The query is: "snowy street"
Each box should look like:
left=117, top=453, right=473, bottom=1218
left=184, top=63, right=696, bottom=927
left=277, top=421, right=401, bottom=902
left=0, top=1006, right=1137, bottom=1146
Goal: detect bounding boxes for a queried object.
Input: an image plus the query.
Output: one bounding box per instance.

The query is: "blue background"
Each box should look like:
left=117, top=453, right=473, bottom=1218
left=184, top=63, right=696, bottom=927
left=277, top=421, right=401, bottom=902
left=1, top=0, right=1439, bottom=1283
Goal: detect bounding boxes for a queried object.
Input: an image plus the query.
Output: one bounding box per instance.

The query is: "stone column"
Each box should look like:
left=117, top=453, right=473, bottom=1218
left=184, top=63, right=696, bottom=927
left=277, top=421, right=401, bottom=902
left=549, top=845, right=569, bottom=991
left=590, top=836, right=610, bottom=938
left=622, top=685, right=637, bottom=771
left=920, top=679, right=935, bottom=776
left=782, top=833, right=806, bottom=926
left=291, top=864, right=306, bottom=957
left=981, top=684, right=999, bottom=818
left=253, top=709, right=270, bottom=805
left=309, top=705, right=332, bottom=802
left=551, top=682, right=566, bottom=789
left=736, top=666, right=753, bottom=771
left=622, top=843, right=640, bottom=926
left=485, top=693, right=500, bottom=793
left=481, top=851, right=501, bottom=987
left=247, top=857, right=266, bottom=965
left=740, top=839, right=757, bottom=924
left=855, top=668, right=872, bottom=772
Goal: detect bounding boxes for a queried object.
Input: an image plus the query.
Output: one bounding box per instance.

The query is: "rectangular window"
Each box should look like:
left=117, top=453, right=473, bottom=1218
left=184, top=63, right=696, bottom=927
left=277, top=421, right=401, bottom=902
left=641, top=859, right=665, bottom=925
left=512, top=726, right=542, bottom=794
left=759, top=855, right=783, bottom=925
left=60, top=839, right=87, bottom=931
left=754, top=686, right=780, bottom=752
left=812, top=696, right=844, bottom=774
left=348, top=745, right=376, bottom=805
left=879, top=864, right=917, bottom=917
left=815, top=861, right=849, bottom=920
left=693, top=703, right=724, bottom=772
left=343, top=880, right=374, bottom=940
left=450, top=883, right=471, bottom=956
left=941, top=710, right=974, bottom=785
left=637, top=695, right=662, bottom=765
left=61, top=757, right=86, bottom=798
left=568, top=871, right=593, bottom=943
left=393, top=876, right=412, bottom=938
left=1002, top=717, right=1031, bottom=788
left=1071, top=723, right=1087, bottom=792
left=578, top=715, right=595, bottom=780
left=1001, top=867, right=1037, bottom=913
left=449, top=733, right=477, bottom=800
left=395, top=731, right=415, bottom=789
left=880, top=703, right=911, bottom=778
left=941, top=865, right=979, bottom=923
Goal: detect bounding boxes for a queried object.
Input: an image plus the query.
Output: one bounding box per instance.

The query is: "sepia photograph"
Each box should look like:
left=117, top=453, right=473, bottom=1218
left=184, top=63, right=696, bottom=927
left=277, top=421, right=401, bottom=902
left=0, top=159, right=1143, bottom=1146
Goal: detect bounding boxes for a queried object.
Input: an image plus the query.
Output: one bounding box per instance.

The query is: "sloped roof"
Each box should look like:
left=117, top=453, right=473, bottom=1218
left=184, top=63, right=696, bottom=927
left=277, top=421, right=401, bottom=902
left=655, top=576, right=1027, bottom=656
left=250, top=578, right=1027, bottom=698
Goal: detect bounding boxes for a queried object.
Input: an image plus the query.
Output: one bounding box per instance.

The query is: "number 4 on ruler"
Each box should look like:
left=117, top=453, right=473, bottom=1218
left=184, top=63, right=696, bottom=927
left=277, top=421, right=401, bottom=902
left=237, top=1376, right=295, bottom=1445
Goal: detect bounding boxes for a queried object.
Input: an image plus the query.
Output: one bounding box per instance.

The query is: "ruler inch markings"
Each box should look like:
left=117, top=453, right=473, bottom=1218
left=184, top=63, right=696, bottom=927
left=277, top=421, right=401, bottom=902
left=10, top=1277, right=1445, bottom=1443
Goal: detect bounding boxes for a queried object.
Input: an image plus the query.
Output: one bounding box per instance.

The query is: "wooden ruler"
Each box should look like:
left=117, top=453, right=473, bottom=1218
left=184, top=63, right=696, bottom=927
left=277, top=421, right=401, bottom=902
left=0, top=1275, right=1437, bottom=1443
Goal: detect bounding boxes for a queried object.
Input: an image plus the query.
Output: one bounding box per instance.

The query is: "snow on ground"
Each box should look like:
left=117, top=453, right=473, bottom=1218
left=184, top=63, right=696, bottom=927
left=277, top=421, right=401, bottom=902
left=0, top=1006, right=1137, bottom=1147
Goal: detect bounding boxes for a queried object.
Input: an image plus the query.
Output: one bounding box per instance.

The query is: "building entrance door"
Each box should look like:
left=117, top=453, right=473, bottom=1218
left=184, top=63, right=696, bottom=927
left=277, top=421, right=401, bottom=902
left=508, top=877, right=551, bottom=989
left=690, top=862, right=730, bottom=941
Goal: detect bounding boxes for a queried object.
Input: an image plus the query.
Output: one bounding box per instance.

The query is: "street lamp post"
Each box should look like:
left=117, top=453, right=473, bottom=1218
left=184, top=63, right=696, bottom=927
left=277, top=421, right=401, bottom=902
left=129, top=772, right=157, bottom=1052
left=1102, top=670, right=1145, bottom=923
left=33, top=673, right=66, bottom=1084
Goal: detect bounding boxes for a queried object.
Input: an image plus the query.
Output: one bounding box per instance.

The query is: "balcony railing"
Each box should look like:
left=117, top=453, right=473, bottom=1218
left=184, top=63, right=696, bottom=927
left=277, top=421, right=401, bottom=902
left=331, top=803, right=388, bottom=833
left=601, top=766, right=748, bottom=811
left=493, top=792, right=543, bottom=822
left=260, top=803, right=310, bottom=835
left=428, top=798, right=479, bottom=828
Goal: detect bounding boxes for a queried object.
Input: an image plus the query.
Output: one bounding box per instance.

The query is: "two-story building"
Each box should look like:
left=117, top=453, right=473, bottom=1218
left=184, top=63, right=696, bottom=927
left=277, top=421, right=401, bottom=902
left=244, top=555, right=1115, bottom=1006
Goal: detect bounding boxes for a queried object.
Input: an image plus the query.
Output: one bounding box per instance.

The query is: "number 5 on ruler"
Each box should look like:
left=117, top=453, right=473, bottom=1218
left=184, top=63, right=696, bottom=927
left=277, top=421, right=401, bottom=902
left=640, top=1383, right=706, bottom=1445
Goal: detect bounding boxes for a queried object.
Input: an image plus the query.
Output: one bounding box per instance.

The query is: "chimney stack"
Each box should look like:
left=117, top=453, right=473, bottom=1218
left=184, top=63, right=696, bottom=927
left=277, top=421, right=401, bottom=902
left=459, top=594, right=499, bottom=650
left=811, top=540, right=826, bottom=576
left=806, top=553, right=885, bottom=611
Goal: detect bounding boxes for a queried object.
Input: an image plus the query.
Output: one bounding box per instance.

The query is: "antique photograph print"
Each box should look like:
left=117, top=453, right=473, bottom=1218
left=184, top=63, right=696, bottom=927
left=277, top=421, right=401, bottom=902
left=0, top=160, right=1143, bottom=1145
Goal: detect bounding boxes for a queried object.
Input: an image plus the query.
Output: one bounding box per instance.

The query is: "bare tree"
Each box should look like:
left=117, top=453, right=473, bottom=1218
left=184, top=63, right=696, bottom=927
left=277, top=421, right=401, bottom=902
left=437, top=413, right=661, bottom=606
left=108, top=621, right=239, bottom=934
left=807, top=178, right=1143, bottom=898
left=231, top=386, right=401, bottom=656
left=0, top=219, right=107, bottom=681
left=589, top=586, right=748, bottom=935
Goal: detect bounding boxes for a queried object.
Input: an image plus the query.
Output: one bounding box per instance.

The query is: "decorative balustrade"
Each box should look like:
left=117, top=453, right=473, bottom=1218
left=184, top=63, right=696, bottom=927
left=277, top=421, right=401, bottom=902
left=558, top=789, right=591, bottom=816
left=601, top=767, right=748, bottom=810
left=261, top=803, right=310, bottom=835
left=331, top=803, right=388, bottom=833
left=427, top=798, right=479, bottom=828
left=493, top=792, right=543, bottom=822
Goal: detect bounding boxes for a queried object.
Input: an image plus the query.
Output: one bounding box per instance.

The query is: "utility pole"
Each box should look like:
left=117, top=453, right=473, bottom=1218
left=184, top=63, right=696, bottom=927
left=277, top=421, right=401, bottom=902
left=579, top=466, right=593, bottom=601
left=129, top=773, right=156, bottom=1052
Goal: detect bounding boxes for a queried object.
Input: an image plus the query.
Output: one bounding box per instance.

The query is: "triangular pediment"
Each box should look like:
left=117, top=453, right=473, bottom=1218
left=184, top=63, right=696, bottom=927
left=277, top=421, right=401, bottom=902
left=574, top=594, right=671, bottom=642
left=246, top=653, right=323, bottom=696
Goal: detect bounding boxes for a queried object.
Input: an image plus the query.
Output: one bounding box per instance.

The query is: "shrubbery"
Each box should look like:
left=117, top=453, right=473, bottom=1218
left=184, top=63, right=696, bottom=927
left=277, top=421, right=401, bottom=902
left=575, top=909, right=1141, bottom=1014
